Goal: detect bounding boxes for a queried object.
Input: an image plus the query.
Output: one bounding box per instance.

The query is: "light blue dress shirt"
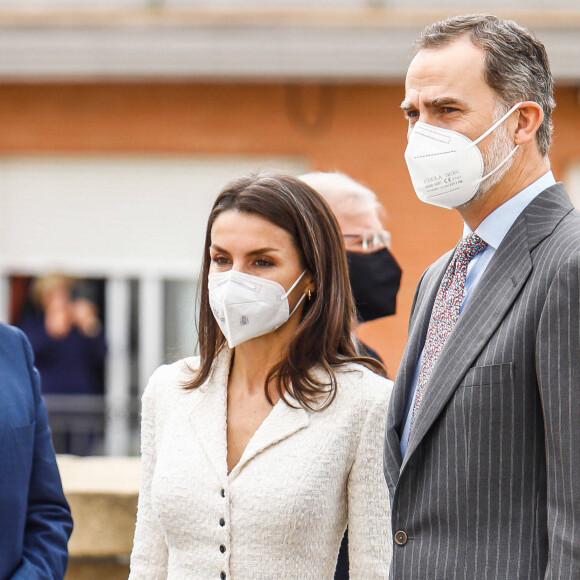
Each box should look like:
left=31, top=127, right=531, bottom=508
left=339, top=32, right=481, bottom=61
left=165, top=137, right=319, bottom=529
left=400, top=170, right=556, bottom=456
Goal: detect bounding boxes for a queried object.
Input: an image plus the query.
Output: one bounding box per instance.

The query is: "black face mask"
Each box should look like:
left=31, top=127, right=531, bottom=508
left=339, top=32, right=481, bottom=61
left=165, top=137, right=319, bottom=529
left=346, top=248, right=402, bottom=322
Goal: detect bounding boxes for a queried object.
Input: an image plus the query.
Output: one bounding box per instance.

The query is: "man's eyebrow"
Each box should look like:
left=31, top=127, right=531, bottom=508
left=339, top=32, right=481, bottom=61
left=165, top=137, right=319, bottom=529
left=401, top=96, right=464, bottom=112
left=401, top=97, right=465, bottom=111
left=428, top=96, right=463, bottom=108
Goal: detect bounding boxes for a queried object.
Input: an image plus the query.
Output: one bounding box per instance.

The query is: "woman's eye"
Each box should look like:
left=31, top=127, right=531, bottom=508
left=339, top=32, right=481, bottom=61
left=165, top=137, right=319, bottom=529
left=212, top=256, right=230, bottom=265
left=254, top=259, right=273, bottom=267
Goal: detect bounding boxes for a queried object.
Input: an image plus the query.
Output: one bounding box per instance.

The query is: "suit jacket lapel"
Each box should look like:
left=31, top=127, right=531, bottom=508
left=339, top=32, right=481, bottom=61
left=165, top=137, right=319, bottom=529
left=401, top=183, right=573, bottom=471
left=402, top=218, right=531, bottom=470
left=384, top=251, right=453, bottom=489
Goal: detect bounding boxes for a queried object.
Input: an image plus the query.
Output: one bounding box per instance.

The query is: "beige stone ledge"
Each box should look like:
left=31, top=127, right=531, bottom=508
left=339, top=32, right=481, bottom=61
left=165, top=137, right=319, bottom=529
left=57, top=455, right=141, bottom=558
left=66, top=558, right=129, bottom=580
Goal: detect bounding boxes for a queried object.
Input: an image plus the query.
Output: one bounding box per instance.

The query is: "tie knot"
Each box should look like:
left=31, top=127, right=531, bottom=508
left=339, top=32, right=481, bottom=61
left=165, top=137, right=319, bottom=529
left=457, top=233, right=488, bottom=262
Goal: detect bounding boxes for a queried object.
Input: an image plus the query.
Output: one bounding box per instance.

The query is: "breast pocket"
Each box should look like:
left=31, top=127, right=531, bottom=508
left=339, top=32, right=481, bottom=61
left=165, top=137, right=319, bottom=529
left=461, top=362, right=515, bottom=388
left=457, top=363, right=515, bottom=442
left=456, top=364, right=518, bottom=500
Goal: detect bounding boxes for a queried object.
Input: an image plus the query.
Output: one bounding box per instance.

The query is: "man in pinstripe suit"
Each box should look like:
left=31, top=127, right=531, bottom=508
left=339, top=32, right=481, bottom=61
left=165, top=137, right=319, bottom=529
left=384, top=15, right=580, bottom=579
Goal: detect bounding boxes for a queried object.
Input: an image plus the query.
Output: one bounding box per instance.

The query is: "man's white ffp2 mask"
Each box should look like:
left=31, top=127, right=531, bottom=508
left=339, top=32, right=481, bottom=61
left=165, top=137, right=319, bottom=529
left=404, top=102, right=523, bottom=209
left=208, top=269, right=306, bottom=348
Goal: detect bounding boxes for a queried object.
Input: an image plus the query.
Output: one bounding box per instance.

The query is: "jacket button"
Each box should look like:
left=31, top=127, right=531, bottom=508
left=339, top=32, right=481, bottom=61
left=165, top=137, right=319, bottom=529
left=220, top=518, right=225, bottom=527
left=220, top=544, right=226, bottom=553
left=220, top=489, right=225, bottom=497
left=220, top=573, right=226, bottom=580
left=394, top=530, right=408, bottom=546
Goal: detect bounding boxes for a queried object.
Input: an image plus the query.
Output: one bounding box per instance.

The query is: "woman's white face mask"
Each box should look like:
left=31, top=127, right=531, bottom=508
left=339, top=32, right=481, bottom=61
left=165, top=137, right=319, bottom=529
left=404, top=102, right=523, bottom=209
left=208, top=269, right=306, bottom=348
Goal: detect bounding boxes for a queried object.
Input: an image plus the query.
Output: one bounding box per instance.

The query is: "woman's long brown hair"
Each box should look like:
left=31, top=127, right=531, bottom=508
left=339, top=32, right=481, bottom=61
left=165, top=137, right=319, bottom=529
left=185, top=173, right=386, bottom=410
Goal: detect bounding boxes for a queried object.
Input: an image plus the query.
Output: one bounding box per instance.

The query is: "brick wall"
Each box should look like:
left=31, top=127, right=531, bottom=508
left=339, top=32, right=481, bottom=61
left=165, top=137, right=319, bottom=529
left=1, top=82, right=578, bottom=373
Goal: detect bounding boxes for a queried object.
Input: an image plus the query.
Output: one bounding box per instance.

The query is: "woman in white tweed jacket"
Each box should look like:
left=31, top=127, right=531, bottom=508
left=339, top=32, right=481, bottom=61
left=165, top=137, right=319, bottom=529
left=129, top=173, right=393, bottom=579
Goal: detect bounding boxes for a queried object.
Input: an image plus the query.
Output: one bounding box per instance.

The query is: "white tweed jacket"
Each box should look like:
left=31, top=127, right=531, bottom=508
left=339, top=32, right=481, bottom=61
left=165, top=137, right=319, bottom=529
left=129, top=348, right=392, bottom=579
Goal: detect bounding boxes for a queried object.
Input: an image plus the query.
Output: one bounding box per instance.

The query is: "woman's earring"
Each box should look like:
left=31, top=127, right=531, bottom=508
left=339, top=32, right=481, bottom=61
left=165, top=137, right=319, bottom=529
left=307, top=289, right=312, bottom=301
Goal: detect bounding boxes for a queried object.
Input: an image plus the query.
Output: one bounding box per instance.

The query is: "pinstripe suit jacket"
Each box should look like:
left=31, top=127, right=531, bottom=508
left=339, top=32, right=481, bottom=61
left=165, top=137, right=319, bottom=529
left=384, top=183, right=580, bottom=579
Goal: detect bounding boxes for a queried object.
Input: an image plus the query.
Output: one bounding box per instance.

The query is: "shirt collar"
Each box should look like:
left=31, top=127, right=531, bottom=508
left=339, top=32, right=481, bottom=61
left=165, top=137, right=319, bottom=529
left=463, top=171, right=556, bottom=249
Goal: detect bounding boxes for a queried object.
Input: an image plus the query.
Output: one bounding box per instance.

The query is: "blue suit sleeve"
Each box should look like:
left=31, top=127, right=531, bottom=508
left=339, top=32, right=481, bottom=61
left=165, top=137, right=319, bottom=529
left=10, top=330, right=73, bottom=580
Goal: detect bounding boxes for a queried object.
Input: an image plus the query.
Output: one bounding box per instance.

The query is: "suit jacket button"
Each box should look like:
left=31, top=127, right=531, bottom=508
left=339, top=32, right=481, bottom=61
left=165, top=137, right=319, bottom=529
left=394, top=530, right=408, bottom=546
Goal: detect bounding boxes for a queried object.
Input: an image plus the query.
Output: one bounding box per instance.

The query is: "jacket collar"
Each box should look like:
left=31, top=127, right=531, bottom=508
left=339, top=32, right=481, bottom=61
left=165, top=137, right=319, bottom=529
left=186, top=348, right=310, bottom=484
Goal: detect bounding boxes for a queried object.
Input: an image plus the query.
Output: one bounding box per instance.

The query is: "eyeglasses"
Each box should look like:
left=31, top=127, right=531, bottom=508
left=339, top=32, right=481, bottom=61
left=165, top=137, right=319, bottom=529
left=342, top=229, right=391, bottom=252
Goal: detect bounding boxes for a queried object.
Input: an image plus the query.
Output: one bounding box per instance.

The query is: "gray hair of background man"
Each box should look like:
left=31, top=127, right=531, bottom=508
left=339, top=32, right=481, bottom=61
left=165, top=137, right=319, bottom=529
left=299, top=171, right=383, bottom=217
left=414, top=14, right=555, bottom=157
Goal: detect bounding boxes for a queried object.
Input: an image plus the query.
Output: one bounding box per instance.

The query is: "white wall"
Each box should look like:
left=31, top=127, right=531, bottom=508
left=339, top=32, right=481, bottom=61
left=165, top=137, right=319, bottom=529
left=0, top=155, right=305, bottom=277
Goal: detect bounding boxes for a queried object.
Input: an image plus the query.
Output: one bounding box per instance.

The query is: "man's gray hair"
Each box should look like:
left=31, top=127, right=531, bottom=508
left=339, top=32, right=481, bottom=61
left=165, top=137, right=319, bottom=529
left=414, top=14, right=555, bottom=157
left=299, top=171, right=381, bottom=216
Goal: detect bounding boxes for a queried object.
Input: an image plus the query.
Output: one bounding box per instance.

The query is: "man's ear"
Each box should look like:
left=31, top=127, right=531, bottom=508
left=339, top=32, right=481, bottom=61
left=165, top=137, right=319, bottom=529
left=513, top=101, right=544, bottom=146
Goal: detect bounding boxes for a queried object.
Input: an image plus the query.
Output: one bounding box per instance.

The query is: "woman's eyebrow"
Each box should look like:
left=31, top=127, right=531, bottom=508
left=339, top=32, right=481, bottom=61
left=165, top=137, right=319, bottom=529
left=210, top=244, right=281, bottom=256
left=247, top=248, right=281, bottom=256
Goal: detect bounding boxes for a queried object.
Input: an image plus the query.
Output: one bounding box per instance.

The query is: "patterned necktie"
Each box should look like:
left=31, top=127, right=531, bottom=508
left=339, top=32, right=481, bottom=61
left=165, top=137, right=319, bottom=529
left=409, top=233, right=488, bottom=435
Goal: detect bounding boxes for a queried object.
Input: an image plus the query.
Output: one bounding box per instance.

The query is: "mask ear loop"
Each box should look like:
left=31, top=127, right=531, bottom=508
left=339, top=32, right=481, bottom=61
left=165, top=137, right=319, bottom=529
left=282, top=270, right=308, bottom=317
left=471, top=101, right=523, bottom=147
left=470, top=101, right=525, bottom=185
left=288, top=293, right=307, bottom=318
left=473, top=144, right=519, bottom=185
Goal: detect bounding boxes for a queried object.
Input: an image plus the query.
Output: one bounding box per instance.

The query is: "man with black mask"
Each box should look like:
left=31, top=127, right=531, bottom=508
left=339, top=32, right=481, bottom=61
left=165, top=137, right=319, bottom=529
left=300, top=171, right=402, bottom=360
left=300, top=170, right=401, bottom=580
